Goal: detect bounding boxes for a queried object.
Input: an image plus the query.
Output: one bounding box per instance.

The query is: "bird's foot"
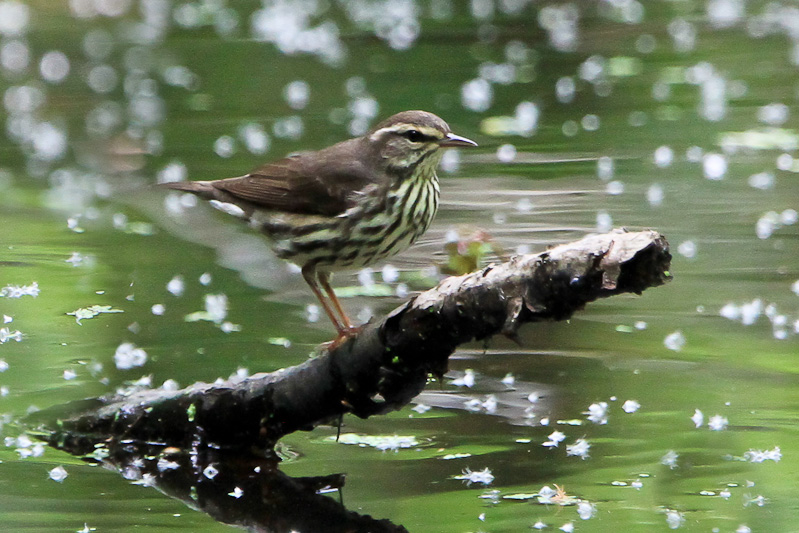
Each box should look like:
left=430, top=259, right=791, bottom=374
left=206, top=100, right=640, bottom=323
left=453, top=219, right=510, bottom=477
left=323, top=325, right=365, bottom=351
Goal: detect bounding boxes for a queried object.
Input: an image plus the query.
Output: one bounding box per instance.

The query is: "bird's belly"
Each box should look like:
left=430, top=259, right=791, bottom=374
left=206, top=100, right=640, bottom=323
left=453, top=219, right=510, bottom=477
left=247, top=179, right=439, bottom=270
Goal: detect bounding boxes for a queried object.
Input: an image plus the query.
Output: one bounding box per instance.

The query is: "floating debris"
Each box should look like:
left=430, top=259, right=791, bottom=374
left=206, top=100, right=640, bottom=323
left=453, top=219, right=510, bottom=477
left=718, top=127, right=799, bottom=151
left=622, top=400, right=641, bottom=413
left=543, top=431, right=566, bottom=448
left=702, top=153, right=727, bottom=180
left=597, top=156, right=614, bottom=180
left=496, top=144, right=517, bottom=163
left=748, top=171, right=775, bottom=190
left=665, top=508, right=684, bottom=529
left=691, top=409, right=704, bottom=428
left=677, top=240, right=697, bottom=259
left=283, top=80, right=309, bottom=110
left=166, top=275, right=184, bottom=296
left=480, top=103, right=540, bottom=137
left=536, top=484, right=578, bottom=506
left=654, top=145, right=674, bottom=167
left=65, top=252, right=87, bottom=266
left=337, top=433, right=418, bottom=452
left=441, top=453, right=472, bottom=460
left=577, top=500, right=596, bottom=520
left=662, top=450, right=679, bottom=469
left=161, top=379, right=179, bottom=391
left=481, top=394, right=497, bottom=414
left=213, top=135, right=236, bottom=158
left=461, top=78, right=492, bottom=112
left=450, top=369, right=476, bottom=388
left=585, top=402, right=608, bottom=424
left=596, top=211, right=613, bottom=233
left=67, top=305, right=123, bottom=324
left=0, top=328, right=22, bottom=344
left=454, top=467, right=494, bottom=486
left=113, top=342, right=147, bottom=370
left=664, top=330, right=686, bottom=351
left=501, top=492, right=537, bottom=501
left=185, top=294, right=229, bottom=325
left=566, top=439, right=590, bottom=459
left=743, top=493, right=767, bottom=507
left=156, top=457, right=180, bottom=472
left=606, top=180, right=624, bottom=195
left=743, top=447, right=781, bottom=463
left=380, top=264, right=399, bottom=283
left=267, top=337, right=291, bottom=348
left=0, top=282, right=39, bottom=298
left=708, top=415, right=728, bottom=431
left=305, top=304, right=320, bottom=323
left=48, top=466, right=68, bottom=482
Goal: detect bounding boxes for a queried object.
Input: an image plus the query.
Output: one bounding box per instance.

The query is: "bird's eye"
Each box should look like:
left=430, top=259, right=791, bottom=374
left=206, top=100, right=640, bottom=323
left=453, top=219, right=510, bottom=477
left=403, top=129, right=426, bottom=143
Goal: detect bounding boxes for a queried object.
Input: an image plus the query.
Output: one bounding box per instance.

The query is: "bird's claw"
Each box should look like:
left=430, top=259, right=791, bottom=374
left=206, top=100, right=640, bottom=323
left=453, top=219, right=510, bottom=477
left=322, top=325, right=365, bottom=351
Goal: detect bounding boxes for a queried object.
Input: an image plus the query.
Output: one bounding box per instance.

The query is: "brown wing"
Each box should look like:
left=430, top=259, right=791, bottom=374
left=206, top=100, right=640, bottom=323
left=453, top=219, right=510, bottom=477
left=209, top=137, right=380, bottom=217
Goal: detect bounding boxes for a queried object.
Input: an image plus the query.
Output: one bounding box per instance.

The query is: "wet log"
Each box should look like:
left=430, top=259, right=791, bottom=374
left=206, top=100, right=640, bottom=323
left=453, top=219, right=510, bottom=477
left=42, top=229, right=671, bottom=456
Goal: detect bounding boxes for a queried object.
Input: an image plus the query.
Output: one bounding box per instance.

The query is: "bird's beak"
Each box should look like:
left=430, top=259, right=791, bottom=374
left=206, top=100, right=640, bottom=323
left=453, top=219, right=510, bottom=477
left=440, top=132, right=478, bottom=148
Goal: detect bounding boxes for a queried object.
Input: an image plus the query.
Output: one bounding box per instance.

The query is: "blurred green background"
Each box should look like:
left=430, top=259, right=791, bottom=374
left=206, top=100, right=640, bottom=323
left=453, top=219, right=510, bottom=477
left=1, top=0, right=798, bottom=531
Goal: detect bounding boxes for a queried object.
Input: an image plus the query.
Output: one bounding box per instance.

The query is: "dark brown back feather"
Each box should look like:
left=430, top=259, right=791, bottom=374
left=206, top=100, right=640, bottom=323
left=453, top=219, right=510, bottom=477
left=209, top=137, right=383, bottom=217
left=162, top=111, right=453, bottom=218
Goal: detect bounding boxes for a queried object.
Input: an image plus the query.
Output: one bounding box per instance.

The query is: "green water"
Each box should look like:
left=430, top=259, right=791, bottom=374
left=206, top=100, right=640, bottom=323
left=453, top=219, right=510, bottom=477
left=1, top=1, right=798, bottom=531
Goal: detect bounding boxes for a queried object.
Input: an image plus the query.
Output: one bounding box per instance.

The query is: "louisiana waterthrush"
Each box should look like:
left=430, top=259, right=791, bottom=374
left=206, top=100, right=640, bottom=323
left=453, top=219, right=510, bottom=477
left=163, top=110, right=477, bottom=338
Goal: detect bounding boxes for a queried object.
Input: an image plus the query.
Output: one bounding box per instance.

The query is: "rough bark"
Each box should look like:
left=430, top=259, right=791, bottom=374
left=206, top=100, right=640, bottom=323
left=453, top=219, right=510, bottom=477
left=41, top=229, right=671, bottom=456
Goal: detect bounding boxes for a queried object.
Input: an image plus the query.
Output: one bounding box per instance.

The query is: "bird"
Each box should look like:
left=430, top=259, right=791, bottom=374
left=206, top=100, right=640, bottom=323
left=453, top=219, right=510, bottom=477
left=162, top=110, right=477, bottom=341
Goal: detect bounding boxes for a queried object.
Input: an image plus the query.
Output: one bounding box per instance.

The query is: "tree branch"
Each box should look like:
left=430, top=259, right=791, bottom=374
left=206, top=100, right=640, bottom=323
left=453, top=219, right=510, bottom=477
left=41, top=229, right=671, bottom=456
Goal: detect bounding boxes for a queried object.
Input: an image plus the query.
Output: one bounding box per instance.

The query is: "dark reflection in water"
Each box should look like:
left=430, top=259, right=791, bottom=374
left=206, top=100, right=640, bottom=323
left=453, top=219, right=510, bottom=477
left=53, top=437, right=407, bottom=533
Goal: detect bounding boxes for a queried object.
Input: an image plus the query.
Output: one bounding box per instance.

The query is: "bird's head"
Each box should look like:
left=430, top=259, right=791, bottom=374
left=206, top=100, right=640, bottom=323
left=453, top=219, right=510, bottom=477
left=368, top=110, right=477, bottom=177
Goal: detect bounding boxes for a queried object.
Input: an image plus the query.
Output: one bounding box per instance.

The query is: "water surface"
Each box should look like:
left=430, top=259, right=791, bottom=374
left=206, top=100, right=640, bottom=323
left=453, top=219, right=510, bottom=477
left=1, top=1, right=798, bottom=531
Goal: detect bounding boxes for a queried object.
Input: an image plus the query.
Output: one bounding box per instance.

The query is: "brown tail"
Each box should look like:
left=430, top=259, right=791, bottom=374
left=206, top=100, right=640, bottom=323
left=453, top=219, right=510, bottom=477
left=159, top=180, right=217, bottom=200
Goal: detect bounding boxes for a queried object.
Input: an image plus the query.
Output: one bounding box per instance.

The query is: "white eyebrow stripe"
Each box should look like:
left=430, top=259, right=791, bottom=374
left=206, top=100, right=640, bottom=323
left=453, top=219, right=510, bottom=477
left=369, top=124, right=444, bottom=142
left=369, top=127, right=395, bottom=142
